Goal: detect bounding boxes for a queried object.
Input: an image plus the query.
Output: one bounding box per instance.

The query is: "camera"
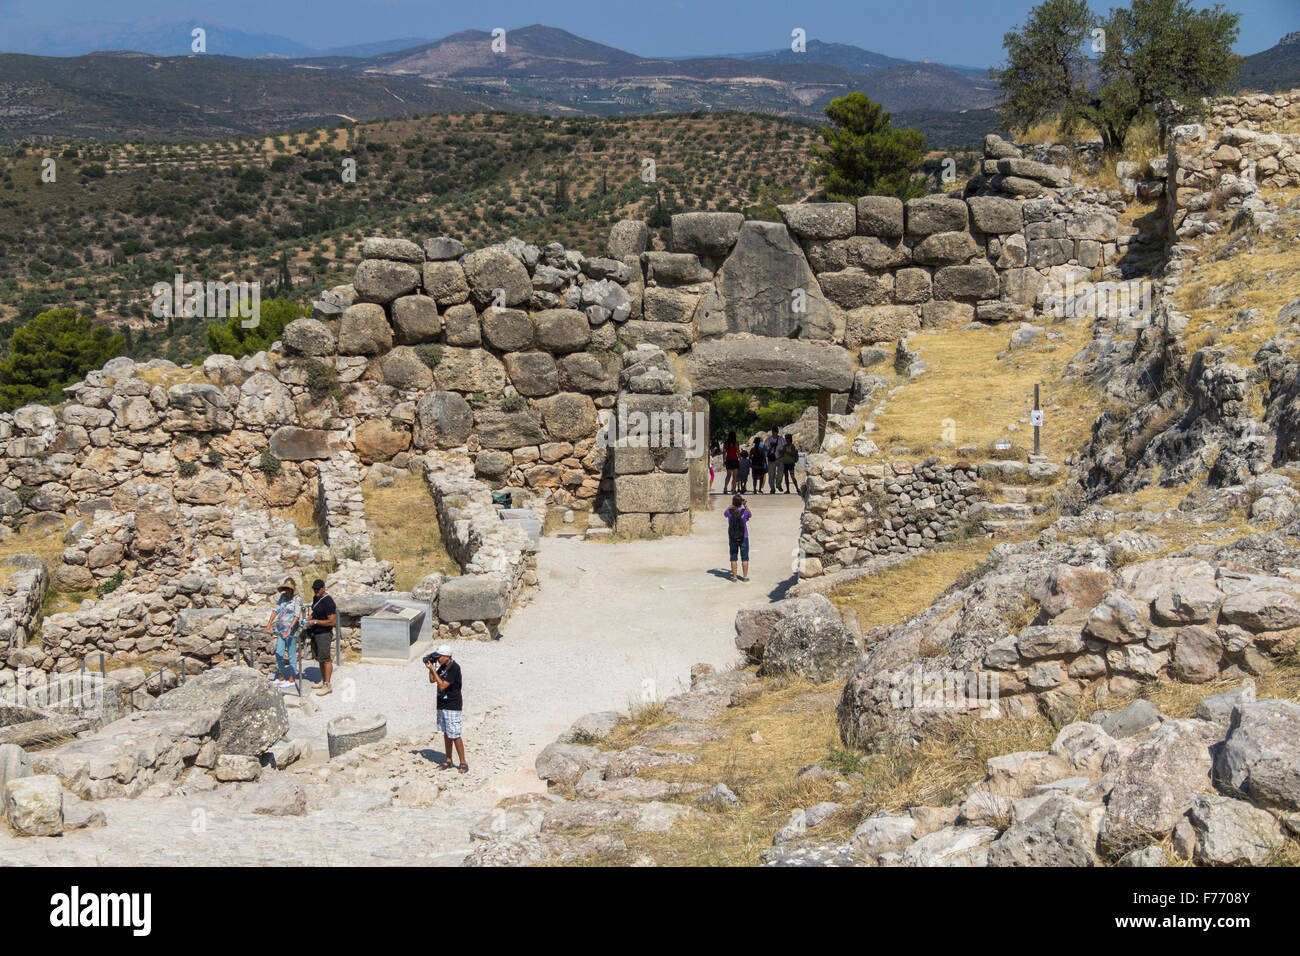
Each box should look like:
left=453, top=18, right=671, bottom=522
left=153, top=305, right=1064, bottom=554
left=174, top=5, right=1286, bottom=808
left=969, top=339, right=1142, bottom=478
left=422, top=652, right=440, bottom=666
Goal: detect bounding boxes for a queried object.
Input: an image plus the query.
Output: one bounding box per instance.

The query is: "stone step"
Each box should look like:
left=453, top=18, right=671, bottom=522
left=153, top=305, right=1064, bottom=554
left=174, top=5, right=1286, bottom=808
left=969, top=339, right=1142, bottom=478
left=981, top=518, right=1039, bottom=532
left=969, top=501, right=1034, bottom=520
left=584, top=528, right=613, bottom=540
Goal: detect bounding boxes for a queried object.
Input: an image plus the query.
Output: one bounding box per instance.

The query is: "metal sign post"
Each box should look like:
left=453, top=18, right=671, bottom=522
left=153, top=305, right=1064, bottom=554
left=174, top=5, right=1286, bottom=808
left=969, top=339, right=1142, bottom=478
left=1032, top=384, right=1042, bottom=456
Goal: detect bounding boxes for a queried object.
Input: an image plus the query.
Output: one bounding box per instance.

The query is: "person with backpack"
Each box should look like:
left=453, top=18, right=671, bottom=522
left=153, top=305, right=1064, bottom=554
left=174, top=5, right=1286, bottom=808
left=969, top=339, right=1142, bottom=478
left=781, top=435, right=800, bottom=494
left=724, top=494, right=751, bottom=582
left=722, top=431, right=740, bottom=494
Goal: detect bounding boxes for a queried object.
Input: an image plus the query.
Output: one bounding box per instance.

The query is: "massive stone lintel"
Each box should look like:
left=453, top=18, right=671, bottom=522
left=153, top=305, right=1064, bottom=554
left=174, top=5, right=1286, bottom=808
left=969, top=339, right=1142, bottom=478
left=685, top=338, right=855, bottom=392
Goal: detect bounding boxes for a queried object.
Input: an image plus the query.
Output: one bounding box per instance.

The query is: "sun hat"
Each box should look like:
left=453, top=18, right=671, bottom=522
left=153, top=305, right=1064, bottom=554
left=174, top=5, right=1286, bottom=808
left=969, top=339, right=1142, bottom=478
left=279, top=578, right=296, bottom=591
left=435, top=644, right=453, bottom=657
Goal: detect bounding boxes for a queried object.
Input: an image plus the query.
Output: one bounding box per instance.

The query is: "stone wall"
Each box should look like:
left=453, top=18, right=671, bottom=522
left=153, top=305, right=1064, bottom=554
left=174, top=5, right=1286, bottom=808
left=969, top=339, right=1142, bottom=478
left=0, top=563, right=49, bottom=652
left=1165, top=115, right=1300, bottom=242
left=797, top=455, right=983, bottom=577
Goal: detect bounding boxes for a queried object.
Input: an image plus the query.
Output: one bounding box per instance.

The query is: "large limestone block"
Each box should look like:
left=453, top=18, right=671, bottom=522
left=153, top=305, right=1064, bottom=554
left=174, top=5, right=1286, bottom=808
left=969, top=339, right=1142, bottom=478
left=354, top=259, right=420, bottom=304
left=905, top=195, right=969, bottom=237
left=150, top=666, right=288, bottom=757
left=715, top=221, right=837, bottom=338
left=671, top=212, right=745, bottom=256
left=778, top=202, right=856, bottom=240
left=432, top=348, right=507, bottom=393
left=462, top=247, right=532, bottom=308
left=339, top=303, right=394, bottom=356
left=438, top=575, right=511, bottom=622
left=685, top=338, right=854, bottom=391
left=614, top=473, right=690, bottom=513
left=391, top=295, right=443, bottom=344
left=415, top=390, right=473, bottom=448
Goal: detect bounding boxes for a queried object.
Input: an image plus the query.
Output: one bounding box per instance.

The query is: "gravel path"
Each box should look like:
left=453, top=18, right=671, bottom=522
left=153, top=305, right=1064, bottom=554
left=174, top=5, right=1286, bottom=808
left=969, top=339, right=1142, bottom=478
left=291, top=489, right=804, bottom=801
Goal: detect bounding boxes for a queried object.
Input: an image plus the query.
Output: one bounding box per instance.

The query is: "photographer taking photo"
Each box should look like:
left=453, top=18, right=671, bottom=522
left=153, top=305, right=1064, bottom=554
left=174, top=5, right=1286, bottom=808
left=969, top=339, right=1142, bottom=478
left=425, top=644, right=466, bottom=774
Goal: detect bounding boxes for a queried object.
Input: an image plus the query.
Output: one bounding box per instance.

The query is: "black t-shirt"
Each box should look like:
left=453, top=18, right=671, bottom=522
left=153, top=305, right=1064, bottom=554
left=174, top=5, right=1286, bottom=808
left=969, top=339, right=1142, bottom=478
left=308, top=594, right=336, bottom=635
left=437, top=660, right=463, bottom=711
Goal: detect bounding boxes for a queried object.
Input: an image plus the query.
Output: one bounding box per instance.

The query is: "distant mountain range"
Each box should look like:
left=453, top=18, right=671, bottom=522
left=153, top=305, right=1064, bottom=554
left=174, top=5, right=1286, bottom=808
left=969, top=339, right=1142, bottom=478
left=0, top=22, right=1295, bottom=147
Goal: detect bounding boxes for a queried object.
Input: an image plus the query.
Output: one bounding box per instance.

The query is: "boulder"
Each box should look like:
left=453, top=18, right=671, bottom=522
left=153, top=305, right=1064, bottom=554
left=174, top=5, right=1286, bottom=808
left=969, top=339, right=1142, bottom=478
left=671, top=212, right=745, bottom=256
left=164, top=384, right=233, bottom=432
left=904, top=195, right=969, bottom=237
left=361, top=237, right=424, bottom=263
left=534, top=309, right=591, bottom=354
left=415, top=390, right=473, bottom=449
left=0, top=744, right=32, bottom=791
left=778, top=202, right=856, bottom=240
left=353, top=419, right=410, bottom=463
left=504, top=352, right=559, bottom=397
left=856, top=196, right=905, bottom=239
left=758, top=610, right=859, bottom=683
left=424, top=236, right=466, bottom=261
left=391, top=295, right=443, bottom=344
left=536, top=393, right=597, bottom=443
left=607, top=220, right=649, bottom=259
left=901, top=825, right=997, bottom=866
left=149, top=666, right=289, bottom=757
left=269, top=426, right=342, bottom=461
left=474, top=407, right=546, bottom=449
left=845, top=305, right=920, bottom=348
left=379, top=346, right=435, bottom=390
left=987, top=794, right=1102, bottom=867
left=353, top=258, right=420, bottom=304
left=614, top=473, right=690, bottom=514
left=558, top=352, right=619, bottom=393
left=462, top=247, right=532, bottom=308
left=421, top=261, right=471, bottom=307
left=734, top=593, right=837, bottom=662
left=1173, top=625, right=1223, bottom=682
left=1100, top=719, right=1217, bottom=854
left=281, top=318, right=336, bottom=356
left=339, top=303, right=394, bottom=356
left=967, top=195, right=1024, bottom=235
left=438, top=575, right=510, bottom=622
left=236, top=372, right=296, bottom=427
left=1220, top=591, right=1300, bottom=631
left=1186, top=793, right=1284, bottom=865
left=1214, top=699, right=1300, bottom=811
left=433, top=348, right=507, bottom=393
left=482, top=309, right=535, bottom=352
left=2, top=774, right=63, bottom=836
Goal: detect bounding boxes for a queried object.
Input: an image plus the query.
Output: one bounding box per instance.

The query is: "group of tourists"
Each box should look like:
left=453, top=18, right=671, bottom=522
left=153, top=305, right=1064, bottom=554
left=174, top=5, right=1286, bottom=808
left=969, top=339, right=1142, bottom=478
left=720, top=427, right=801, bottom=496
left=261, top=579, right=467, bottom=771
left=260, top=578, right=336, bottom=695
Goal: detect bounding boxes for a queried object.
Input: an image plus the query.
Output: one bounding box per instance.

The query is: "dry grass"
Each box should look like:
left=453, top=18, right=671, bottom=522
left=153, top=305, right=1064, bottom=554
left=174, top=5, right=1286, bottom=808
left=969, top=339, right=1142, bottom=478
left=828, top=538, right=998, bottom=635
left=1177, top=205, right=1300, bottom=357
left=1011, top=116, right=1161, bottom=192
left=361, top=473, right=460, bottom=590
left=130, top=365, right=206, bottom=389
left=862, top=321, right=1103, bottom=462
left=581, top=676, right=853, bottom=866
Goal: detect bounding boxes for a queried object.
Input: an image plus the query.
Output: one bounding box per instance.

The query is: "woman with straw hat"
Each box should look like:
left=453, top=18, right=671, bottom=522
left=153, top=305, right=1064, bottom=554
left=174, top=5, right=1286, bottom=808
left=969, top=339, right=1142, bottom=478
left=263, top=578, right=303, bottom=689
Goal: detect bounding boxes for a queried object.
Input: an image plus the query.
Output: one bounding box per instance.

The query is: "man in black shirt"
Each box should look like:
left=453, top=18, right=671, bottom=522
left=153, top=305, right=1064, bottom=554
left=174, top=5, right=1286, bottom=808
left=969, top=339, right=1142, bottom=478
left=426, top=644, right=466, bottom=773
left=304, top=579, right=337, bottom=696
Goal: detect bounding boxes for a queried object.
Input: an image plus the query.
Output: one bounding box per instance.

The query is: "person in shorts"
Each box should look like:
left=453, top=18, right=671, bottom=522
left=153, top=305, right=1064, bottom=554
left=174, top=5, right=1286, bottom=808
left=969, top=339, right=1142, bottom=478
left=427, top=644, right=466, bottom=773
left=303, top=579, right=337, bottom=696
left=724, top=494, right=751, bottom=582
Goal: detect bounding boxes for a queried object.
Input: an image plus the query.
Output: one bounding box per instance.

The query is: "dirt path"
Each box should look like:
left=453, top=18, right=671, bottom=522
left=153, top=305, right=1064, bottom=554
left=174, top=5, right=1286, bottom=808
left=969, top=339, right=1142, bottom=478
left=0, top=492, right=805, bottom=865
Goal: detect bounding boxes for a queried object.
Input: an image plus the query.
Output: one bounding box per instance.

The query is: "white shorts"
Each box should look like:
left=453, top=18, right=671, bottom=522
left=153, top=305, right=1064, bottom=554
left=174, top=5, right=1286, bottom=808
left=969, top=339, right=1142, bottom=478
left=437, top=709, right=462, bottom=740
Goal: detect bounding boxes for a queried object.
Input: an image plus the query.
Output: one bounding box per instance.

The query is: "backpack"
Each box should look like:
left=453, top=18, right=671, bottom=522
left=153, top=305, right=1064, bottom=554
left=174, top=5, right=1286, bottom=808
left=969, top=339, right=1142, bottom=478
left=727, top=508, right=746, bottom=545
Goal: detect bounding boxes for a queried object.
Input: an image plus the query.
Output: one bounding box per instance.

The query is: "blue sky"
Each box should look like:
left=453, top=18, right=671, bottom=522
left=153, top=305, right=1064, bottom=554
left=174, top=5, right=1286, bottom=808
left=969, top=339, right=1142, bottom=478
left=0, top=0, right=1295, bottom=65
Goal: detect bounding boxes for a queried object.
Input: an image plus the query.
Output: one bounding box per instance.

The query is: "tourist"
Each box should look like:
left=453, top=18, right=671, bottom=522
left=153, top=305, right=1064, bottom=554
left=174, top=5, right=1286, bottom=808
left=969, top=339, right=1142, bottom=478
left=303, top=579, right=337, bottom=696
left=767, top=428, right=786, bottom=493
left=427, top=644, right=467, bottom=773
left=781, top=435, right=800, bottom=494
left=750, top=436, right=768, bottom=493
left=724, top=494, right=751, bottom=582
left=736, top=449, right=751, bottom=492
left=722, top=431, right=740, bottom=493
left=263, top=577, right=302, bottom=689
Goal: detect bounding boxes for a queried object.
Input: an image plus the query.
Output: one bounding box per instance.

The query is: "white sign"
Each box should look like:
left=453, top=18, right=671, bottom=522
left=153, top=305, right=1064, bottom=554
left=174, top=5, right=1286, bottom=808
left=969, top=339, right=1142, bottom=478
left=1030, top=410, right=1045, bottom=427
